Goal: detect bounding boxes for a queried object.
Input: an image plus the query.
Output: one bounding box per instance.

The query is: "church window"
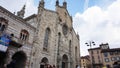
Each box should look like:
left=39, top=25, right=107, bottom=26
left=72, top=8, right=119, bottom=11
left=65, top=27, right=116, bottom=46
left=69, top=40, right=71, bottom=52
left=20, top=29, right=29, bottom=41
left=57, top=33, right=61, bottom=55
left=75, top=47, right=77, bottom=60
left=43, top=28, right=50, bottom=51
left=58, top=33, right=61, bottom=46
left=62, top=24, right=68, bottom=35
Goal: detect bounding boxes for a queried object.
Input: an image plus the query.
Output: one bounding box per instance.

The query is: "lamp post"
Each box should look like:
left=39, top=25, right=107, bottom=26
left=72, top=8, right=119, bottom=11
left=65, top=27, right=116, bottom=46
left=85, top=41, right=95, bottom=68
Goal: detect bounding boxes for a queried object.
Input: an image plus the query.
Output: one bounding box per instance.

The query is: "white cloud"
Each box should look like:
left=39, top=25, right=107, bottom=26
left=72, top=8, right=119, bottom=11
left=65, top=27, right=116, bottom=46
left=73, top=0, right=120, bottom=56
left=25, top=0, right=37, bottom=17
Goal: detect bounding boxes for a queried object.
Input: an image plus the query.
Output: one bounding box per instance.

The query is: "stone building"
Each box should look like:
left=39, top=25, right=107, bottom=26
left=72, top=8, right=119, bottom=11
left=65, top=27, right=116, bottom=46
left=101, top=46, right=120, bottom=68
left=0, top=5, right=36, bottom=68
left=88, top=46, right=103, bottom=68
left=88, top=43, right=120, bottom=68
left=0, top=0, right=80, bottom=68
left=81, top=55, right=90, bottom=68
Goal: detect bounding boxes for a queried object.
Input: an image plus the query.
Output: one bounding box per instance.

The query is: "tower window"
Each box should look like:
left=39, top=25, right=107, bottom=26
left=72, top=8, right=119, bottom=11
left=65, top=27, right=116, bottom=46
left=62, top=24, right=68, bottom=35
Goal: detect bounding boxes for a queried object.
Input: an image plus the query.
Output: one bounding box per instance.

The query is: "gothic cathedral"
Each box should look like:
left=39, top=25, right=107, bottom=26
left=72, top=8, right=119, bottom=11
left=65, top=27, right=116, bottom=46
left=0, top=0, right=80, bottom=68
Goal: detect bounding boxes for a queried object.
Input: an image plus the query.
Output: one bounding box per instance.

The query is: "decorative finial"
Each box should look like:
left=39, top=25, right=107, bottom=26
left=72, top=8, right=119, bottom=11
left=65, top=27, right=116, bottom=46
left=17, top=4, right=26, bottom=18
left=63, top=0, right=67, bottom=8
left=39, top=0, right=45, bottom=8
left=23, top=4, right=26, bottom=10
left=56, top=0, right=59, bottom=6
left=41, top=0, right=44, bottom=2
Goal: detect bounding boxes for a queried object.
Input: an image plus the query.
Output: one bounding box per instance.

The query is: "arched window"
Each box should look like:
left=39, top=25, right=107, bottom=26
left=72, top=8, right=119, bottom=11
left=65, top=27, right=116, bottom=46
left=69, top=40, right=71, bottom=52
left=62, top=24, right=68, bottom=35
left=0, top=17, right=8, bottom=32
left=58, top=33, right=61, bottom=46
left=62, top=54, right=68, bottom=68
left=75, top=47, right=77, bottom=61
left=20, top=29, right=29, bottom=41
left=1, top=25, right=5, bottom=31
left=43, top=28, right=50, bottom=51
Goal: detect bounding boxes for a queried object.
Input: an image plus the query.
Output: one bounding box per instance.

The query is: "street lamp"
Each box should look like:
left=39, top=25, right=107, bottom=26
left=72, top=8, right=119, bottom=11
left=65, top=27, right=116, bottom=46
left=85, top=41, right=95, bottom=48
left=85, top=41, right=95, bottom=68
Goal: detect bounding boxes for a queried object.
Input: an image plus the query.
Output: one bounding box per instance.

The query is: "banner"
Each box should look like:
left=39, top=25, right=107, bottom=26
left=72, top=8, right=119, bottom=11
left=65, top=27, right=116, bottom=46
left=0, top=34, right=11, bottom=52
left=0, top=44, right=8, bottom=52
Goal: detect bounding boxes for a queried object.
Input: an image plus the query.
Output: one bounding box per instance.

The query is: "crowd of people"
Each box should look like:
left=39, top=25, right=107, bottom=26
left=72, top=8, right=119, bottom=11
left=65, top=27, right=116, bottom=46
left=47, top=64, right=56, bottom=68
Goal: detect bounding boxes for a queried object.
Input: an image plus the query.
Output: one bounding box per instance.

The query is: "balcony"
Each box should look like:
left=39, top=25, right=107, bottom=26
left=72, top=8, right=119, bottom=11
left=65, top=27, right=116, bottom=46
left=9, top=40, right=22, bottom=48
left=0, top=33, right=23, bottom=48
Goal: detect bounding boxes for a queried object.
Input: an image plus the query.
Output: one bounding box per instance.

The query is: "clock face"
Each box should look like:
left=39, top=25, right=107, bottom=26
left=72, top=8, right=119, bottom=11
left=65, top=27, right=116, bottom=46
left=62, top=24, right=68, bottom=35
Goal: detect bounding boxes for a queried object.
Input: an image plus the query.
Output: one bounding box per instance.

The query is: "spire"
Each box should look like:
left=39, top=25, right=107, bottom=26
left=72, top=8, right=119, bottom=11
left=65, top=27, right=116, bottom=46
left=41, top=0, right=44, bottom=4
left=56, top=0, right=59, bottom=6
left=38, top=0, right=45, bottom=8
left=17, top=4, right=26, bottom=18
left=63, top=0, right=67, bottom=8
left=38, top=0, right=45, bottom=14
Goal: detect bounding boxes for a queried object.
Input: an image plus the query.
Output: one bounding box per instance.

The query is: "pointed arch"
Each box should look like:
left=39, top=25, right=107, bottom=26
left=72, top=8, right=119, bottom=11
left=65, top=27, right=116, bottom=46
left=40, top=57, right=49, bottom=68
left=62, top=54, right=68, bottom=68
left=69, top=40, right=71, bottom=52
left=75, top=46, right=78, bottom=61
left=43, top=27, right=51, bottom=51
left=58, top=32, right=61, bottom=46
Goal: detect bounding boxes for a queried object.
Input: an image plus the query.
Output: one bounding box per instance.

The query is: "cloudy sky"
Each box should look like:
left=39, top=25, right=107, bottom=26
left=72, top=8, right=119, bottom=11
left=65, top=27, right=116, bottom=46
left=0, top=0, right=120, bottom=56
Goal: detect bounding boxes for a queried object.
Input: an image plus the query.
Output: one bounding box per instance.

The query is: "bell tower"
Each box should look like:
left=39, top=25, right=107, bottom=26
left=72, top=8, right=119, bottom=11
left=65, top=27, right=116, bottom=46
left=38, top=0, right=45, bottom=14
left=56, top=0, right=59, bottom=6
left=63, top=0, right=67, bottom=8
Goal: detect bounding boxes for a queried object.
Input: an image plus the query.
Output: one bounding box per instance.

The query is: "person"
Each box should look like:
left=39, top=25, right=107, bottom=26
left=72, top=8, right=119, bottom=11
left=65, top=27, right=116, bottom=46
left=47, top=64, right=53, bottom=68
left=49, top=65, right=52, bottom=68
left=3, top=64, right=7, bottom=68
left=7, top=60, right=16, bottom=68
left=46, top=64, right=48, bottom=68
left=53, top=65, right=56, bottom=68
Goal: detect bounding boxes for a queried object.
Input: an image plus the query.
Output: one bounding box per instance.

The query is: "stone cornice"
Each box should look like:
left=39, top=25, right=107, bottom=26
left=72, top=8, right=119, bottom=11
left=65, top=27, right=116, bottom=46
left=24, top=14, right=37, bottom=21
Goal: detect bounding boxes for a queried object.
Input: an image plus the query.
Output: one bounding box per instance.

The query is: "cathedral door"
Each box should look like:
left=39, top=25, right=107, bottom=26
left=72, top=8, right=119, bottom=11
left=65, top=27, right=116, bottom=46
left=40, top=57, right=49, bottom=68
left=62, top=54, right=68, bottom=68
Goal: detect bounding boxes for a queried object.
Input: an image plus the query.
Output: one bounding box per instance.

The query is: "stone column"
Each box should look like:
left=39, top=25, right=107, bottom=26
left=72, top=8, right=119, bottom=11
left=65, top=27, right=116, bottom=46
left=59, top=60, right=62, bottom=68
left=68, top=61, right=71, bottom=68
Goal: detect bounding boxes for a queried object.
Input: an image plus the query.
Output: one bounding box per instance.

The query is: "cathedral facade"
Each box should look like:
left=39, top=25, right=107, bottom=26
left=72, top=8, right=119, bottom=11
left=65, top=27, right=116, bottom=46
left=0, top=0, right=80, bottom=68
